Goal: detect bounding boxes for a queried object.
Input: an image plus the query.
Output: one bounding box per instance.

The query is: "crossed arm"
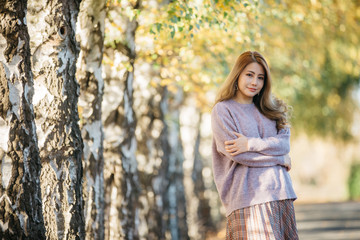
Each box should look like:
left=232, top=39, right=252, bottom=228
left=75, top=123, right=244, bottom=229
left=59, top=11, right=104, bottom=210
left=211, top=105, right=291, bottom=169
left=225, top=127, right=290, bottom=156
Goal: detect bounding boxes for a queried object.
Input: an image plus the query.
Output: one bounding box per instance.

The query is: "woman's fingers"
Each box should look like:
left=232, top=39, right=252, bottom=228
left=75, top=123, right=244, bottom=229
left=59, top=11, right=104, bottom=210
left=225, top=145, right=237, bottom=152
left=224, top=142, right=235, bottom=148
left=225, top=133, right=245, bottom=145
left=232, top=132, right=244, bottom=138
left=224, top=139, right=235, bottom=145
left=230, top=150, right=241, bottom=156
left=226, top=146, right=243, bottom=155
left=225, top=133, right=248, bottom=156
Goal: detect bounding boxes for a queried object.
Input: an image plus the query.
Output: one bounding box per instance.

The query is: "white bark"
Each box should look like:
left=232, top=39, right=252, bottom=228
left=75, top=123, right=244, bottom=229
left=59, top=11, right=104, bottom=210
left=27, top=0, right=85, bottom=239
left=76, top=0, right=106, bottom=239
left=190, top=112, right=214, bottom=239
left=155, top=86, right=189, bottom=240
left=0, top=1, right=45, bottom=238
left=103, top=1, right=142, bottom=239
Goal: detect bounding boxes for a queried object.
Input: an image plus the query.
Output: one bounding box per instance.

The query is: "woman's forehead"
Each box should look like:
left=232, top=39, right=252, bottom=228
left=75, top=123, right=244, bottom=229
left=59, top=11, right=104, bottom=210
left=243, top=62, right=265, bottom=74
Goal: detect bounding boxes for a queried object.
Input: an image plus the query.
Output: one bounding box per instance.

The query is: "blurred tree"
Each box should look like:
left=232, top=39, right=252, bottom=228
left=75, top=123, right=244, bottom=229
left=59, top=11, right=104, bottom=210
left=148, top=0, right=262, bottom=111
left=27, top=0, right=85, bottom=238
left=348, top=162, right=360, bottom=200
left=0, top=1, right=46, bottom=238
left=191, top=113, right=214, bottom=238
left=151, top=0, right=360, bottom=140
left=258, top=0, right=360, bottom=140
left=135, top=82, right=164, bottom=239
left=103, top=0, right=142, bottom=239
left=99, top=0, right=359, bottom=236
left=157, top=86, right=189, bottom=239
left=76, top=0, right=106, bottom=239
left=133, top=1, right=262, bottom=238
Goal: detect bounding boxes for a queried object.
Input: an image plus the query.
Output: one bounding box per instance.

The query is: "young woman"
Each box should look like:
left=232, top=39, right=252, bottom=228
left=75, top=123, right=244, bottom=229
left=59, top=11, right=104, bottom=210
left=211, top=51, right=298, bottom=239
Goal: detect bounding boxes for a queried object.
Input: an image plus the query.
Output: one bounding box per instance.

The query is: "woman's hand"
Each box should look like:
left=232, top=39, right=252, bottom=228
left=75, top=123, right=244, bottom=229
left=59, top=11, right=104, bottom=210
left=284, top=154, right=291, bottom=171
left=224, top=132, right=249, bottom=156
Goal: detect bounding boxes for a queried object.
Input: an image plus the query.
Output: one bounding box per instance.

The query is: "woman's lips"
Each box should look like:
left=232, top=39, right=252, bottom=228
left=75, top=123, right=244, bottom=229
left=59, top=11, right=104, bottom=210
left=248, top=88, right=257, bottom=92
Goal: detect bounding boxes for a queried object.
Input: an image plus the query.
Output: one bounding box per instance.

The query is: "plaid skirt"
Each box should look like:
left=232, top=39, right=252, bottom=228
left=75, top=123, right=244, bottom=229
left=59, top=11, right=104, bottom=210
left=226, top=200, right=298, bottom=240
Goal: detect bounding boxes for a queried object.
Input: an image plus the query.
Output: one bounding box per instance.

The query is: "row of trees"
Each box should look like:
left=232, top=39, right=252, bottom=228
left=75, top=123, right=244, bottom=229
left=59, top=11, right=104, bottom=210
left=1, top=0, right=359, bottom=239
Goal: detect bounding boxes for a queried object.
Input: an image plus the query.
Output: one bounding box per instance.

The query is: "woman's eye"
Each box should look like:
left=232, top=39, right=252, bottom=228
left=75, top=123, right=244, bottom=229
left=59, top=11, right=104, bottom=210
left=246, top=73, right=252, bottom=77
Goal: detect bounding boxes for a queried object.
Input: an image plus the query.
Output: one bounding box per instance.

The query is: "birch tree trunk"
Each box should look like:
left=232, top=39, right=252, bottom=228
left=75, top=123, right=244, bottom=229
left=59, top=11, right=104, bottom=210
left=119, top=13, right=140, bottom=239
left=27, top=0, right=85, bottom=238
left=103, top=1, right=141, bottom=239
left=135, top=85, right=164, bottom=239
left=156, top=86, right=189, bottom=240
left=0, top=1, right=46, bottom=238
left=191, top=113, right=214, bottom=238
left=76, top=0, right=105, bottom=239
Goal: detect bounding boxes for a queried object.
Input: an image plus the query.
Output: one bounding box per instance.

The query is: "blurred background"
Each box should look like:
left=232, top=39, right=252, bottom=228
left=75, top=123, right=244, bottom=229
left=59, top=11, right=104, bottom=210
left=101, top=0, right=360, bottom=239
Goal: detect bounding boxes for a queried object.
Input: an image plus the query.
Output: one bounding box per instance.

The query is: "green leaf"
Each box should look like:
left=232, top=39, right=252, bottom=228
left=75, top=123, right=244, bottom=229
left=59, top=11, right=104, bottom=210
left=170, top=16, right=178, bottom=23
left=180, top=4, right=187, bottom=11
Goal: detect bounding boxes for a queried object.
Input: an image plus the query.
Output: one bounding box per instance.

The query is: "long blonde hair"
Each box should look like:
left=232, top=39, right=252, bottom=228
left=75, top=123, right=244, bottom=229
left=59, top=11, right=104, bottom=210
left=214, top=51, right=290, bottom=131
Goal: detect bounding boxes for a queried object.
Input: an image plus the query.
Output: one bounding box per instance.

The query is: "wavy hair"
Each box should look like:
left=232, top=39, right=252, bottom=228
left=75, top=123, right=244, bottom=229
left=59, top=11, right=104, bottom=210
left=214, top=51, right=290, bottom=131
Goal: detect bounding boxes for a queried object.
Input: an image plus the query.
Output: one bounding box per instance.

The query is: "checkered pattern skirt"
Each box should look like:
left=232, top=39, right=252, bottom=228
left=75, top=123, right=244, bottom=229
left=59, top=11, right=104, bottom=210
left=226, top=200, right=298, bottom=240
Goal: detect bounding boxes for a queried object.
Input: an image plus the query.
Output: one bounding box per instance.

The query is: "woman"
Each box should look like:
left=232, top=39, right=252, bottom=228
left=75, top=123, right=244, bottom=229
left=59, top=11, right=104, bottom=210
left=211, top=51, right=298, bottom=239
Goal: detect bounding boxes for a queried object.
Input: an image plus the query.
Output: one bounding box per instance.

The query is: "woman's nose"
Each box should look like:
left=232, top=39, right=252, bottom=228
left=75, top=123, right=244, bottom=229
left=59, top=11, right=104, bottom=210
left=251, top=78, right=258, bottom=85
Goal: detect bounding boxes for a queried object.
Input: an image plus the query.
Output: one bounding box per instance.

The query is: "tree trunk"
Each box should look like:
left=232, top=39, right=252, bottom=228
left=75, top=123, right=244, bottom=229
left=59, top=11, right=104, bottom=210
left=156, top=86, right=189, bottom=240
left=76, top=0, right=106, bottom=239
left=0, top=1, right=46, bottom=239
left=27, top=0, right=85, bottom=239
left=136, top=85, right=164, bottom=239
left=118, top=16, right=140, bottom=239
left=103, top=1, right=141, bottom=239
left=191, top=113, right=214, bottom=238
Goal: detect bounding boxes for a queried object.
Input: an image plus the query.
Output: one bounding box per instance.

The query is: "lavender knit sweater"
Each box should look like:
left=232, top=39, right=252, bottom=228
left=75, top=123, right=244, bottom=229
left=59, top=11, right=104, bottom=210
left=211, top=99, right=297, bottom=216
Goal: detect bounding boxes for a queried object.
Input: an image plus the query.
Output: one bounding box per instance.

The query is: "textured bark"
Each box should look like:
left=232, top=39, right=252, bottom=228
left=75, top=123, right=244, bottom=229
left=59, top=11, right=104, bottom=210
left=27, top=0, right=85, bottom=239
left=103, top=1, right=142, bottom=239
left=76, top=0, right=105, bottom=239
left=0, top=0, right=46, bottom=239
left=155, top=87, right=189, bottom=240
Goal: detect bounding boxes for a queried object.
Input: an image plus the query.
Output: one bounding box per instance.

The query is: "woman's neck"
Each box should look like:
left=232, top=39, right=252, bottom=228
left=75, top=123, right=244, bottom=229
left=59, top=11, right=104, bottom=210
left=233, top=95, right=253, bottom=104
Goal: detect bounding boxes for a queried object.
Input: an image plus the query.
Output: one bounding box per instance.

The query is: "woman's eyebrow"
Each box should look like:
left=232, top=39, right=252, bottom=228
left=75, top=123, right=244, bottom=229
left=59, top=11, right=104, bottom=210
left=247, top=70, right=264, bottom=76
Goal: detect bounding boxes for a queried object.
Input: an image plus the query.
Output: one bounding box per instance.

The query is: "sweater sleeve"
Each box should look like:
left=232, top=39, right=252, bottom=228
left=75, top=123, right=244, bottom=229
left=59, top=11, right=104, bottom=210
left=211, top=104, right=287, bottom=168
left=247, top=127, right=290, bottom=156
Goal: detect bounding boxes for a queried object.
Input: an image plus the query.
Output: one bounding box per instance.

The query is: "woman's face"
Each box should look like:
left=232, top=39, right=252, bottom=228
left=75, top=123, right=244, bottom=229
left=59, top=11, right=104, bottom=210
left=235, top=62, right=265, bottom=103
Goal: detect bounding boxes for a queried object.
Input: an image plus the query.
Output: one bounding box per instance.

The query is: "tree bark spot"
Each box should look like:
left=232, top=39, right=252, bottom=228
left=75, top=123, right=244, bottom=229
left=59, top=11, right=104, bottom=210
left=58, top=26, right=67, bottom=39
